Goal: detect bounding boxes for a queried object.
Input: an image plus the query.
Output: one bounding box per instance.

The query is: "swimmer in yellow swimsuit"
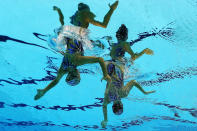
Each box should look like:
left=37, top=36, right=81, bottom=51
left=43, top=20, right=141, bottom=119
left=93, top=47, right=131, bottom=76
left=34, top=1, right=119, bottom=100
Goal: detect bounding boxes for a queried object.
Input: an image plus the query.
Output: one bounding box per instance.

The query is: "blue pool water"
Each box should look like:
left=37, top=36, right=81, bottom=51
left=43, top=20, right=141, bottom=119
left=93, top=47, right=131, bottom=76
left=1, top=0, right=197, bottom=130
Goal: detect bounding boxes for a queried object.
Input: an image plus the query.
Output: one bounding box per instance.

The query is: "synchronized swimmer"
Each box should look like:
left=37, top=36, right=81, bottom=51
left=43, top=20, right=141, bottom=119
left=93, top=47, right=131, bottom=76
left=34, top=1, right=119, bottom=100
left=34, top=0, right=156, bottom=128
left=101, top=24, right=155, bottom=128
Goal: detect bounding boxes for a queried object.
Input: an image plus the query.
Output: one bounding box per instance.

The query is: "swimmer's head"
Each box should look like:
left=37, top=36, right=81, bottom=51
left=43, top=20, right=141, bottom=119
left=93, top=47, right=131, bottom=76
left=66, top=69, right=81, bottom=86
left=112, top=101, right=123, bottom=115
left=116, top=24, right=128, bottom=41
left=78, top=3, right=90, bottom=11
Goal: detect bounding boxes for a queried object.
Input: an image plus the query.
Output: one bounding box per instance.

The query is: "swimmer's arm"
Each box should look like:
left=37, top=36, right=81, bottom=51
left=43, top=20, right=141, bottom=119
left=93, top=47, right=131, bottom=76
left=87, top=1, right=118, bottom=28
left=124, top=42, right=149, bottom=61
left=132, top=50, right=146, bottom=61
left=123, top=42, right=135, bottom=59
left=133, top=48, right=154, bottom=61
left=101, top=103, right=108, bottom=128
left=121, top=80, right=155, bottom=98
left=53, top=6, right=64, bottom=26
left=103, top=102, right=108, bottom=121
left=101, top=93, right=110, bottom=128
left=87, top=10, right=114, bottom=28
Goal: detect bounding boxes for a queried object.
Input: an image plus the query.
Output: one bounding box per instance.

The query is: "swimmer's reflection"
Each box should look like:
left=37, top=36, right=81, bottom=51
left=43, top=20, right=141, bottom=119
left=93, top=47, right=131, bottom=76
left=101, top=61, right=155, bottom=128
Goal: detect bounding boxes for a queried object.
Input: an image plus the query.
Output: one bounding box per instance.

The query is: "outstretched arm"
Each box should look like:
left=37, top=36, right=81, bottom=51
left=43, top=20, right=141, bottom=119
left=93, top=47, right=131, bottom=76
left=132, top=48, right=154, bottom=61
left=101, top=88, right=110, bottom=128
left=87, top=1, right=119, bottom=28
left=123, top=42, right=135, bottom=58
left=121, top=80, right=155, bottom=98
left=124, top=42, right=153, bottom=62
left=101, top=102, right=108, bottom=128
left=123, top=42, right=135, bottom=64
left=53, top=6, right=64, bottom=26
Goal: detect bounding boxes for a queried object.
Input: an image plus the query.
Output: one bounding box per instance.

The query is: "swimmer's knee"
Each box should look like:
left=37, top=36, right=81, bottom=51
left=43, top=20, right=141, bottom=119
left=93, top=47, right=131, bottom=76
left=132, top=80, right=137, bottom=83
left=128, top=80, right=137, bottom=85
left=97, top=57, right=104, bottom=63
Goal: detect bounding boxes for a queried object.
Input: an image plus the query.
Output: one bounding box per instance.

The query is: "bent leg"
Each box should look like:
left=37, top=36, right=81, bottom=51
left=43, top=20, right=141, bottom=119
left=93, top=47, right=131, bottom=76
left=34, top=63, right=67, bottom=100
left=74, top=56, right=111, bottom=82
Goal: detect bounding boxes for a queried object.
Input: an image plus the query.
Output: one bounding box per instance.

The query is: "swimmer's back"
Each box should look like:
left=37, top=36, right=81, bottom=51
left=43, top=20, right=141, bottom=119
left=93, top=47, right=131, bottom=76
left=110, top=41, right=129, bottom=60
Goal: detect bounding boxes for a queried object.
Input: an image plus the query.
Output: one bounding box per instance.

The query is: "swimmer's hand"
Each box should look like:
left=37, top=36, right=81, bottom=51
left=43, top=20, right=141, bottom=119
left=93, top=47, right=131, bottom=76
left=34, top=89, right=45, bottom=100
left=144, top=90, right=156, bottom=95
left=101, top=120, right=108, bottom=128
left=109, top=0, right=119, bottom=10
left=144, top=48, right=154, bottom=55
left=53, top=6, right=60, bottom=11
left=101, top=75, right=112, bottom=83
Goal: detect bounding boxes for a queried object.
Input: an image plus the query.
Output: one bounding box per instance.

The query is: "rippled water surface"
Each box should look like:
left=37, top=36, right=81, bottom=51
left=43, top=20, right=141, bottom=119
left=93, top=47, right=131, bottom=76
left=1, top=0, right=197, bottom=130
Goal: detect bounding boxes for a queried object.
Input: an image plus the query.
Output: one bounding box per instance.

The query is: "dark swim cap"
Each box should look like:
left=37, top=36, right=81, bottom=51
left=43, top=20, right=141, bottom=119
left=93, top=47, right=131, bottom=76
left=78, top=3, right=90, bottom=11
left=116, top=24, right=128, bottom=41
left=112, top=102, right=123, bottom=115
left=66, top=69, right=80, bottom=86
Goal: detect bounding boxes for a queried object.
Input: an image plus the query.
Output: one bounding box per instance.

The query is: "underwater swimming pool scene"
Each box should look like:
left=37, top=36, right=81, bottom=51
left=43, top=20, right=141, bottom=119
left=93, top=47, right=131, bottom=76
left=1, top=0, right=197, bottom=130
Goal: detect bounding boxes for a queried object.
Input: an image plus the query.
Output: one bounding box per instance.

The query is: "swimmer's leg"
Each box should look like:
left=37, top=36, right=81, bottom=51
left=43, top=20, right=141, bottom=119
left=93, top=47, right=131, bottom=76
left=53, top=6, right=64, bottom=26
left=34, top=63, right=67, bottom=100
left=121, top=80, right=155, bottom=98
left=75, top=56, right=111, bottom=82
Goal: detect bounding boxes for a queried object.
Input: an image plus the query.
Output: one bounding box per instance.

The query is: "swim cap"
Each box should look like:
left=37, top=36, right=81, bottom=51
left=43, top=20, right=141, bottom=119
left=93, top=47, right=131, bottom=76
left=66, top=69, right=81, bottom=86
left=112, top=102, right=123, bottom=115
left=116, top=24, right=128, bottom=41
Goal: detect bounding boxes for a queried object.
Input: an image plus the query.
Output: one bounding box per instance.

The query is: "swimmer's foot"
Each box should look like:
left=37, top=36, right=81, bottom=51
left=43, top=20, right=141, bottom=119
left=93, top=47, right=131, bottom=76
left=34, top=89, right=45, bottom=100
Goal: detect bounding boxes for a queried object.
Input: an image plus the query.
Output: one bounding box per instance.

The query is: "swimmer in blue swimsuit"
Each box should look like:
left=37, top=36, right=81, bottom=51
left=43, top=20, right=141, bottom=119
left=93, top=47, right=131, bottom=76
left=34, top=1, right=119, bottom=100
left=110, top=24, right=154, bottom=63
left=101, top=62, right=155, bottom=128
left=101, top=24, right=156, bottom=128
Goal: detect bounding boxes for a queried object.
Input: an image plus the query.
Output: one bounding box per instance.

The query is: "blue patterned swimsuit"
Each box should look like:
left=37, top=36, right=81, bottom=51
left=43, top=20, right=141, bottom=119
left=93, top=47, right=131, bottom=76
left=62, top=38, right=84, bottom=70
left=107, top=62, right=124, bottom=102
left=61, top=11, right=85, bottom=71
left=111, top=43, right=126, bottom=61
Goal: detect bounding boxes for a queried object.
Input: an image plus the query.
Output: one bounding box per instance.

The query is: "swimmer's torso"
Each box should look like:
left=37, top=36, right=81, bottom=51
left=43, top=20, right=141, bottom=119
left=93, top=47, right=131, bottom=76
left=110, top=42, right=126, bottom=61
left=66, top=38, right=84, bottom=56
left=106, top=62, right=124, bottom=102
left=61, top=9, right=96, bottom=71
left=62, top=38, right=84, bottom=71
